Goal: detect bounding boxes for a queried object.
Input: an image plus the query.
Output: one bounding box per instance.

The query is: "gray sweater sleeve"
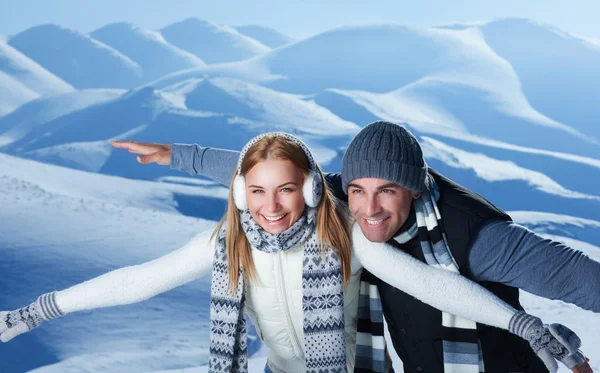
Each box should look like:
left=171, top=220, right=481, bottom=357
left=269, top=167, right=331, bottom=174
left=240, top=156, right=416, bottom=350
left=170, top=144, right=240, bottom=187
left=468, top=219, right=600, bottom=312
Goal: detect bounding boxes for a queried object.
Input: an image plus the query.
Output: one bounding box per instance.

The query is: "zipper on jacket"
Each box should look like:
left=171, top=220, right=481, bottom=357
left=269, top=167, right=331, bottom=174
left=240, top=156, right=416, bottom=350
left=276, top=252, right=304, bottom=358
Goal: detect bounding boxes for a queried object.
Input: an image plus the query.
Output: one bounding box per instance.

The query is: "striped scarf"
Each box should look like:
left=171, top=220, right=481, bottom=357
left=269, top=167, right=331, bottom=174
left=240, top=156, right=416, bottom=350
left=356, top=175, right=484, bottom=373
left=208, top=209, right=347, bottom=373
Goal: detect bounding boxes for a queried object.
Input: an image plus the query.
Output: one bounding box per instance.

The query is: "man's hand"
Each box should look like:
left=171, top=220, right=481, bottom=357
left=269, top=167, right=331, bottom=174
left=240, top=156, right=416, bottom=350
left=509, top=311, right=592, bottom=373
left=111, top=141, right=172, bottom=165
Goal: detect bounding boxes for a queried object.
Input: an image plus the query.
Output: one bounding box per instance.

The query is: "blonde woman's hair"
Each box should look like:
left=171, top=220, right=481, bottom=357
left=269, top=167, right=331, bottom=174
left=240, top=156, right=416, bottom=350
left=212, top=134, right=352, bottom=292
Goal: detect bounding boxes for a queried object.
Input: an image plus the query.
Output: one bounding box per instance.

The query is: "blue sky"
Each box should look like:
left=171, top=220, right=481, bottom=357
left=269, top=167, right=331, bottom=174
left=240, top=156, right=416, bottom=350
left=0, top=0, right=599, bottom=40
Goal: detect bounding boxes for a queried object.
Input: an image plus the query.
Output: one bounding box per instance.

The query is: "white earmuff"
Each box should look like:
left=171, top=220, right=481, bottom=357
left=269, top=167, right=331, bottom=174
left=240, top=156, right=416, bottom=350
left=303, top=170, right=323, bottom=208
left=233, top=174, right=248, bottom=210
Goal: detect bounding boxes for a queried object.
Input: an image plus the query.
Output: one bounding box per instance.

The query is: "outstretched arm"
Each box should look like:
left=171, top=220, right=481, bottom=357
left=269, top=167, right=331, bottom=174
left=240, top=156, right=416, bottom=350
left=468, top=220, right=600, bottom=312
left=111, top=141, right=346, bottom=196
left=111, top=141, right=238, bottom=187
left=1, top=229, right=216, bottom=342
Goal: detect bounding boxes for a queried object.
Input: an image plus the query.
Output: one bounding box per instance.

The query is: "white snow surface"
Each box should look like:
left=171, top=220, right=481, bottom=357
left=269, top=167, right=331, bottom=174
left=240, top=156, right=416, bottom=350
left=7, top=24, right=143, bottom=89
left=159, top=18, right=270, bottom=64
left=91, top=23, right=206, bottom=82
left=421, top=136, right=600, bottom=200
left=0, top=40, right=74, bottom=115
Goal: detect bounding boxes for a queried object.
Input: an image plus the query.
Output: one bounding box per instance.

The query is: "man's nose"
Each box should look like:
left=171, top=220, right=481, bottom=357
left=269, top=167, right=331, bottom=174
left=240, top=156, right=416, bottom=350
left=366, top=195, right=382, bottom=216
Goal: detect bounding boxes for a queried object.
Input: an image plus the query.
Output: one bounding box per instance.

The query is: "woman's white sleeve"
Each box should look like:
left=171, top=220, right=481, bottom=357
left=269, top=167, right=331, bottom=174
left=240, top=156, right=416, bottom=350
left=351, top=223, right=516, bottom=329
left=55, top=228, right=216, bottom=314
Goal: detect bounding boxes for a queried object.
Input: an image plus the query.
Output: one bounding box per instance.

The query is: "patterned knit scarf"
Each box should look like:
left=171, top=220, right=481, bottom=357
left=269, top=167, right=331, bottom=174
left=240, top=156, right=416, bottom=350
left=208, top=209, right=347, bottom=373
left=355, top=175, right=484, bottom=373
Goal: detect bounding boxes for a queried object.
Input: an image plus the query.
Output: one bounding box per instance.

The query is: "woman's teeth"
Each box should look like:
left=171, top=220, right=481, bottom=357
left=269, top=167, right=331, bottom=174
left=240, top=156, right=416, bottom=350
left=264, top=213, right=287, bottom=222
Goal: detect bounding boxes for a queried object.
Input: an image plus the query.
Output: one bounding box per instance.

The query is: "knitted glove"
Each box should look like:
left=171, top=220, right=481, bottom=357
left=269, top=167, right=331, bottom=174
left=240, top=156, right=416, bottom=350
left=509, top=311, right=585, bottom=373
left=0, top=292, right=64, bottom=342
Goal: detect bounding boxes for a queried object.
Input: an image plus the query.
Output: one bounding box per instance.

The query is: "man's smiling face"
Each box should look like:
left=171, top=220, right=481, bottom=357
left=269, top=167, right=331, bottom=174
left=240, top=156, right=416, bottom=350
left=347, top=178, right=419, bottom=242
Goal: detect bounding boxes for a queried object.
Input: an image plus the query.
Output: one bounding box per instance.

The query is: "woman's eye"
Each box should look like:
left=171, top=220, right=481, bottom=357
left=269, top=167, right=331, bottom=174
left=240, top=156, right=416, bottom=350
left=281, top=188, right=294, bottom=193
left=251, top=189, right=264, bottom=194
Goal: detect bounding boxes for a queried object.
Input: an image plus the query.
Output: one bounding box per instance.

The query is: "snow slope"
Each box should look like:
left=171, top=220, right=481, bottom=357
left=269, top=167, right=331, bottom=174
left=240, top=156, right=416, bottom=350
left=234, top=25, right=295, bottom=48
left=91, top=23, right=206, bottom=82
left=0, top=153, right=256, bottom=373
left=0, top=79, right=357, bottom=177
left=0, top=40, right=74, bottom=115
left=8, top=25, right=143, bottom=88
left=160, top=18, right=270, bottom=64
left=441, top=18, right=600, bottom=142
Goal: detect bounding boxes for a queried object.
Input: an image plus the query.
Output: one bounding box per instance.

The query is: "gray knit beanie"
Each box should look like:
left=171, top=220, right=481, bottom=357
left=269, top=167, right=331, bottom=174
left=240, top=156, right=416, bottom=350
left=342, top=121, right=429, bottom=192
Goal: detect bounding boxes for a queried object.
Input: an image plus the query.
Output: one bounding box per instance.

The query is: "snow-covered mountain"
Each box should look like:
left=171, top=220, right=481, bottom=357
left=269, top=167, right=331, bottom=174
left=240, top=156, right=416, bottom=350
left=160, top=18, right=270, bottom=64
left=0, top=17, right=599, bottom=373
left=234, top=25, right=295, bottom=48
left=0, top=40, right=74, bottom=115
left=0, top=78, right=357, bottom=179
left=91, top=23, right=206, bottom=82
left=439, top=18, right=600, bottom=144
left=8, top=25, right=143, bottom=88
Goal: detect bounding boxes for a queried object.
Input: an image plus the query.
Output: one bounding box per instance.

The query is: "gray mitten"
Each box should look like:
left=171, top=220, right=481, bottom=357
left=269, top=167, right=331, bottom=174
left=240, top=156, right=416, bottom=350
left=509, top=311, right=585, bottom=373
left=0, top=292, right=64, bottom=342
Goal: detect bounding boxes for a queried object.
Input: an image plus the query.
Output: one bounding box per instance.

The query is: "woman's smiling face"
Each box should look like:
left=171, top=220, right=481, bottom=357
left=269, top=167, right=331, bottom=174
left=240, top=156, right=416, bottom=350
left=245, top=159, right=306, bottom=234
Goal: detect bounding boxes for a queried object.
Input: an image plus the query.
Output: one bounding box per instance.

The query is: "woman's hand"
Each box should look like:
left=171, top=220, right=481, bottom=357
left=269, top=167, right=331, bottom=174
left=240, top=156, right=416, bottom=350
left=0, top=292, right=63, bottom=342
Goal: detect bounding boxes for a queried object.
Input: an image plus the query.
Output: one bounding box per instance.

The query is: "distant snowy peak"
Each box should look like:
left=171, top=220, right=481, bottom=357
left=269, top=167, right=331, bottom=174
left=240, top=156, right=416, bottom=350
left=235, top=25, right=295, bottom=48
left=0, top=39, right=73, bottom=95
left=440, top=18, right=592, bottom=43
left=91, top=22, right=206, bottom=81
left=8, top=24, right=143, bottom=89
left=160, top=18, right=270, bottom=64
left=436, top=17, right=600, bottom=142
left=163, top=77, right=359, bottom=136
left=0, top=39, right=74, bottom=116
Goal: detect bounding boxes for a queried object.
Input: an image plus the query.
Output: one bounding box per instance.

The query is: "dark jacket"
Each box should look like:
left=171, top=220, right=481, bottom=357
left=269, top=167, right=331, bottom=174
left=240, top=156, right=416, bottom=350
left=328, top=169, right=548, bottom=373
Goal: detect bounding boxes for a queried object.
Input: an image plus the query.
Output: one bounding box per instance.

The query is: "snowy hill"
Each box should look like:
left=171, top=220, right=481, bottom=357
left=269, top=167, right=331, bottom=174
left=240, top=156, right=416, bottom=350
left=160, top=18, right=270, bottom=64
left=91, top=23, right=206, bottom=82
left=8, top=25, right=143, bottom=88
left=0, top=79, right=357, bottom=179
left=234, top=25, right=295, bottom=48
left=0, top=40, right=74, bottom=116
left=149, top=22, right=600, bottom=157
left=439, top=18, right=600, bottom=143
left=419, top=136, right=600, bottom=221
left=0, top=153, right=252, bottom=373
left=0, top=89, right=124, bottom=148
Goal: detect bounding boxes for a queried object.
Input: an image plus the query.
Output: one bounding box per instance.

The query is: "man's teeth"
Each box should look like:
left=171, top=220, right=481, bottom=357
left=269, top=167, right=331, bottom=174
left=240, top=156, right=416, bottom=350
left=366, top=218, right=386, bottom=226
left=264, top=214, right=287, bottom=222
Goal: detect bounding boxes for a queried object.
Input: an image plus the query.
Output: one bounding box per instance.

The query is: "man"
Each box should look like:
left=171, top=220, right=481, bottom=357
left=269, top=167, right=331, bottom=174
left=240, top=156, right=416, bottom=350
left=112, top=121, right=599, bottom=373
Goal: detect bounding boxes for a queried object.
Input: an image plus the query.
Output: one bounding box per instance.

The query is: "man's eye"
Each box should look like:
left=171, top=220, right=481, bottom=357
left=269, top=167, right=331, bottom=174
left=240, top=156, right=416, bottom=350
left=350, top=189, right=362, bottom=194
left=380, top=189, right=394, bottom=194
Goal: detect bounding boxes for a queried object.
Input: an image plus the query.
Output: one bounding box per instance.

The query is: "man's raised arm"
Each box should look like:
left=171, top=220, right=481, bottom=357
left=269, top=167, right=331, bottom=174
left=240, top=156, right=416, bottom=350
left=111, top=141, right=239, bottom=187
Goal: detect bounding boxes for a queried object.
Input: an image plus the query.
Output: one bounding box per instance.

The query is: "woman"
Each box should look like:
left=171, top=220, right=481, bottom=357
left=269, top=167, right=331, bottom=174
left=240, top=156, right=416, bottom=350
left=1, top=133, right=588, bottom=373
